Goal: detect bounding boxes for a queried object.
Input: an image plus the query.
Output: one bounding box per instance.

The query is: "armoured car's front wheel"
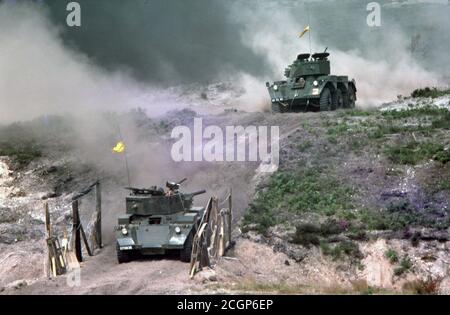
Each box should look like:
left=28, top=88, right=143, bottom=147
left=180, top=232, right=194, bottom=262
left=116, top=245, right=131, bottom=264
left=320, top=87, right=332, bottom=111
left=271, top=103, right=283, bottom=113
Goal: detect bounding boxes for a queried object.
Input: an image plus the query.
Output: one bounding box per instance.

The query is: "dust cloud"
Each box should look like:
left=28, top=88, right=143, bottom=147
left=232, top=0, right=447, bottom=106
left=1, top=1, right=450, bottom=124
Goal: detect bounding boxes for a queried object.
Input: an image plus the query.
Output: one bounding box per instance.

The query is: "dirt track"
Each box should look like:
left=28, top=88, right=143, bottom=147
left=11, top=245, right=203, bottom=295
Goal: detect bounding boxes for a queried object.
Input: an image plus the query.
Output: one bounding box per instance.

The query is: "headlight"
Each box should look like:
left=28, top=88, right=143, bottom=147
left=121, top=227, right=128, bottom=235
left=273, top=84, right=278, bottom=91
left=271, top=99, right=275, bottom=102
left=313, top=80, right=319, bottom=87
left=175, top=226, right=181, bottom=234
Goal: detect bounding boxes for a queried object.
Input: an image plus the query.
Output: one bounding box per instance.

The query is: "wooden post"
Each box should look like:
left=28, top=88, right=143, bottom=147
left=72, top=200, right=82, bottom=262
left=44, top=202, right=51, bottom=238
left=44, top=202, right=51, bottom=278
left=218, top=210, right=225, bottom=257
left=95, top=181, right=102, bottom=249
left=228, top=189, right=232, bottom=246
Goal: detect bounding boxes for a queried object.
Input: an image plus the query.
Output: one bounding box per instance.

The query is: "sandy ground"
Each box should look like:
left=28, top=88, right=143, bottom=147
left=6, top=245, right=203, bottom=295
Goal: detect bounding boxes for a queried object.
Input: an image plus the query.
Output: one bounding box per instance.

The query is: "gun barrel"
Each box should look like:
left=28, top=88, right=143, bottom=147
left=177, top=178, right=188, bottom=185
left=190, top=190, right=206, bottom=196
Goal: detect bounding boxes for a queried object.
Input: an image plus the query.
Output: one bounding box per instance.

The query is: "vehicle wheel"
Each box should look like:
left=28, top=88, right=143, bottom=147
left=319, top=87, right=332, bottom=111
left=117, top=244, right=131, bottom=264
left=347, top=85, right=356, bottom=108
left=271, top=103, right=283, bottom=113
left=336, top=89, right=344, bottom=109
left=180, top=232, right=194, bottom=262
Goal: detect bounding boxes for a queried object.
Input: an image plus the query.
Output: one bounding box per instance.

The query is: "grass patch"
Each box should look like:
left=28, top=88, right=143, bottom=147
left=384, top=141, right=447, bottom=165
left=327, top=123, right=349, bottom=135
left=224, top=279, right=389, bottom=295
left=243, top=169, right=355, bottom=234
left=359, top=207, right=433, bottom=231
left=297, top=141, right=313, bottom=152
left=0, top=140, right=42, bottom=168
left=0, top=116, right=76, bottom=169
left=440, top=179, right=450, bottom=191
left=226, top=279, right=310, bottom=294
left=348, top=137, right=369, bottom=152
left=382, top=106, right=449, bottom=119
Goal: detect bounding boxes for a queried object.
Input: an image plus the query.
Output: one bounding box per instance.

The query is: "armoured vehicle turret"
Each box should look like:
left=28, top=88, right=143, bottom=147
left=266, top=51, right=357, bottom=112
left=115, top=178, right=206, bottom=263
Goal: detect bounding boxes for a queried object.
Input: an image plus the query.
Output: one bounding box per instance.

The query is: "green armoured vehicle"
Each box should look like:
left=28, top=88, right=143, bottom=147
left=115, top=178, right=206, bottom=263
left=266, top=51, right=357, bottom=112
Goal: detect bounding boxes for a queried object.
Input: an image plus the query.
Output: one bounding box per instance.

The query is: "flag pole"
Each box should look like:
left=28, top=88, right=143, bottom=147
left=307, top=4, right=312, bottom=56
left=115, top=118, right=132, bottom=187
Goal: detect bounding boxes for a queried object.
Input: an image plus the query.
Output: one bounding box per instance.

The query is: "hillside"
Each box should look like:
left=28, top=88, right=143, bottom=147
left=1, top=89, right=450, bottom=294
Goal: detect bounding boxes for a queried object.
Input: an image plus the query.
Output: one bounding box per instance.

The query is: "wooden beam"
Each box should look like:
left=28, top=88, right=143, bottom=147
left=95, top=181, right=102, bottom=249
left=44, top=202, right=51, bottom=278
left=80, top=224, right=93, bottom=257
left=44, top=202, right=51, bottom=238
left=72, top=200, right=82, bottom=262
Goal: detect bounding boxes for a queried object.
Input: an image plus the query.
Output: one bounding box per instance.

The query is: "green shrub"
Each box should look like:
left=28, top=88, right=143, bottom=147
left=320, top=241, right=332, bottom=255
left=434, top=149, right=450, bottom=164
left=400, top=256, right=413, bottom=270
left=292, top=231, right=320, bottom=248
left=320, top=219, right=345, bottom=236
left=321, top=241, right=363, bottom=261
left=394, top=255, right=413, bottom=276
left=339, top=241, right=363, bottom=259
left=385, top=249, right=399, bottom=264
left=411, top=87, right=450, bottom=99
left=242, top=204, right=277, bottom=235
left=403, top=278, right=442, bottom=295
left=292, top=223, right=324, bottom=247
left=295, top=223, right=321, bottom=234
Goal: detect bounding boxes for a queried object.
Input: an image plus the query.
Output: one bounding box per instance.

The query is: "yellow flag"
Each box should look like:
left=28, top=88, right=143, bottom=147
left=112, top=141, right=125, bottom=153
left=299, top=25, right=310, bottom=38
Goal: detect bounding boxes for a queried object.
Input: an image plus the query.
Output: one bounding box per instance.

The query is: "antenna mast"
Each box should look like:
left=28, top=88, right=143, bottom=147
left=307, top=4, right=312, bottom=56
